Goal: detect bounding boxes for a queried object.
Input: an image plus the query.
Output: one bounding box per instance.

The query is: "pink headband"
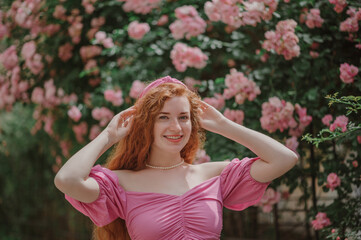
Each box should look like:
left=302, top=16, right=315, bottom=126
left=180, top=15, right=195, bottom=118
left=139, top=76, right=187, bottom=98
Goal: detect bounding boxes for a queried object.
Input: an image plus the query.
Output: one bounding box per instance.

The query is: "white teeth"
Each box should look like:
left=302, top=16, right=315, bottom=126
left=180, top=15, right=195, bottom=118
left=165, top=136, right=182, bottom=139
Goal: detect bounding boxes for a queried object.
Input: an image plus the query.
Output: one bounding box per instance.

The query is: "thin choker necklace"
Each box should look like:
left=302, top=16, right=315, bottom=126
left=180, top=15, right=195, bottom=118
left=146, top=159, right=185, bottom=170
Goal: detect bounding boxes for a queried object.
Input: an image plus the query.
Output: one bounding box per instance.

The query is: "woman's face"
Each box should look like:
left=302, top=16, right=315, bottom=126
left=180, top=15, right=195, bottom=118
left=151, top=96, right=192, bottom=154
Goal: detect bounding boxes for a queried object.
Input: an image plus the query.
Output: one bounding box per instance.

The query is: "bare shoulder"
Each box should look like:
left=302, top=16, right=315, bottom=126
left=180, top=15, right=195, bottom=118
left=195, top=160, right=231, bottom=179
left=111, top=169, right=136, bottom=186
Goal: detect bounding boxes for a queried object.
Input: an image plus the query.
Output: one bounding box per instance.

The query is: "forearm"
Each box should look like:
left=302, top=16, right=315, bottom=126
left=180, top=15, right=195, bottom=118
left=55, top=131, right=113, bottom=182
left=216, top=118, right=298, bottom=164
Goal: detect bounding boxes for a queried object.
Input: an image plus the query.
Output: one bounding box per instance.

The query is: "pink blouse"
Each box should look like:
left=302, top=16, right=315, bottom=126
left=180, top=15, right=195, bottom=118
left=65, top=157, right=270, bottom=240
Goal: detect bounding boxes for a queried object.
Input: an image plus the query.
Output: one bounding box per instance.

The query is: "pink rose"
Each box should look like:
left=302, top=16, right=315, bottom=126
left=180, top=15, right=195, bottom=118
left=25, top=53, right=44, bottom=75
left=223, top=108, right=244, bottom=125
left=31, top=87, right=44, bottom=104
left=89, top=125, right=102, bottom=140
left=322, top=114, right=333, bottom=126
left=329, top=115, right=348, bottom=132
left=157, top=15, right=169, bottom=26
left=170, top=42, right=208, bottom=72
left=68, top=106, right=82, bottom=122
left=352, top=160, right=358, bottom=168
left=311, top=212, right=331, bottom=230
left=104, top=89, right=124, bottom=106
left=193, top=149, right=211, bottom=164
left=286, top=136, right=299, bottom=154
left=326, top=173, right=341, bottom=191
left=339, top=63, right=358, bottom=84
left=53, top=5, right=67, bottom=20
left=129, top=80, right=146, bottom=99
left=257, top=188, right=281, bottom=213
left=184, top=77, right=201, bottom=92
left=58, top=43, right=74, bottom=62
left=92, top=107, right=114, bottom=127
left=0, top=45, right=18, bottom=70
left=203, top=94, right=225, bottom=110
left=79, top=45, right=102, bottom=62
left=73, top=121, right=88, bottom=143
left=21, top=41, right=36, bottom=60
left=305, top=9, right=324, bottom=29
left=128, top=21, right=150, bottom=40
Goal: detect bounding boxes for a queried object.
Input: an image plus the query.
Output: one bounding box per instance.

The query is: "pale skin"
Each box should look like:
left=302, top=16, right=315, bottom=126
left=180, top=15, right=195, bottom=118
left=54, top=96, right=298, bottom=203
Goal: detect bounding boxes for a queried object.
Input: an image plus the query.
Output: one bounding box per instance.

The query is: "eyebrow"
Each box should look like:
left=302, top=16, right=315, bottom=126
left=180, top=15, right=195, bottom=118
left=159, top=112, right=189, bottom=115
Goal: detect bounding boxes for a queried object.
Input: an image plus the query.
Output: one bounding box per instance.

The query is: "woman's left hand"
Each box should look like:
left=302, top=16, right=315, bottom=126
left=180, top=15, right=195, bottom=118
left=198, top=101, right=227, bottom=134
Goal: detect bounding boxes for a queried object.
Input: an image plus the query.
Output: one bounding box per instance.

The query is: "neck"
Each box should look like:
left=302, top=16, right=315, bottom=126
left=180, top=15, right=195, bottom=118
left=148, top=148, right=183, bottom=167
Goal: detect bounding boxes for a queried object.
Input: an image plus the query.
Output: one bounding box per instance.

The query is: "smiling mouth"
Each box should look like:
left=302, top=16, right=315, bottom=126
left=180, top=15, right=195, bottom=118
left=164, top=135, right=183, bottom=141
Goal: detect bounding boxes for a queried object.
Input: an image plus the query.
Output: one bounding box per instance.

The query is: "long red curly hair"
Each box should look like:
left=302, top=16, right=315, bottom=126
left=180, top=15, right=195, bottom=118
left=93, top=83, right=205, bottom=240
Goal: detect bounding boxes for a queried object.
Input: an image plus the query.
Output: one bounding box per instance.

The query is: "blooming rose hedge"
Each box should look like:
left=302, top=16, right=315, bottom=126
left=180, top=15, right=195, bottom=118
left=0, top=0, right=360, bottom=239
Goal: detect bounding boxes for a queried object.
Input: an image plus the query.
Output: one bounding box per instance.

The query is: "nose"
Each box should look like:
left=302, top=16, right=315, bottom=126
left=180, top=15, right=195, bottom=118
left=169, top=118, right=182, bottom=132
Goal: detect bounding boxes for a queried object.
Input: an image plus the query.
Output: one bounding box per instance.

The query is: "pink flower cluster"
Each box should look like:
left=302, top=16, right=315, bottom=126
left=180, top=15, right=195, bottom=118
left=329, top=115, right=348, bottom=132
left=120, top=0, right=162, bottom=15
left=79, top=45, right=102, bottom=62
left=326, top=173, right=341, bottom=191
left=311, top=212, right=331, bottom=230
left=193, top=149, right=211, bottom=164
left=0, top=66, right=29, bottom=110
left=322, top=114, right=333, bottom=126
left=89, top=125, right=101, bottom=140
left=128, top=21, right=150, bottom=40
left=303, top=9, right=324, bottom=29
left=170, top=6, right=206, bottom=40
left=262, top=19, right=300, bottom=60
left=260, top=98, right=312, bottom=136
left=223, top=108, right=244, bottom=125
left=92, top=107, right=114, bottom=127
left=203, top=94, right=225, bottom=110
left=260, top=97, right=297, bottom=133
left=95, top=31, right=114, bottom=48
left=66, top=9, right=83, bottom=44
left=157, top=15, right=169, bottom=26
left=170, top=43, right=208, bottom=72
left=184, top=77, right=201, bottom=92
left=256, top=188, right=281, bottom=213
left=328, top=0, right=347, bottom=13
left=68, top=106, right=82, bottom=122
left=223, top=68, right=261, bottom=104
left=204, top=0, right=277, bottom=28
left=129, top=80, right=146, bottom=99
left=0, top=45, right=18, bottom=70
left=82, top=0, right=97, bottom=14
left=286, top=136, right=299, bottom=155
left=73, top=121, right=88, bottom=143
left=87, top=16, right=106, bottom=40
left=58, top=43, right=74, bottom=62
left=31, top=79, right=78, bottom=108
left=104, top=89, right=124, bottom=106
left=21, top=41, right=44, bottom=75
left=339, top=63, right=358, bottom=84
left=340, top=8, right=361, bottom=33
left=289, top=104, right=313, bottom=137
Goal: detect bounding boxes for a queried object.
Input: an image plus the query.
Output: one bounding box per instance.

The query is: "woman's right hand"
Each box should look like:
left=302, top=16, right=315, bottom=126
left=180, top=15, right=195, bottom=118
left=104, top=106, right=136, bottom=145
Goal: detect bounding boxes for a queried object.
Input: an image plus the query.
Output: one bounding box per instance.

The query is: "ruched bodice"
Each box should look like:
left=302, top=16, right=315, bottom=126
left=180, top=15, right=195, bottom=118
left=65, top=157, right=270, bottom=240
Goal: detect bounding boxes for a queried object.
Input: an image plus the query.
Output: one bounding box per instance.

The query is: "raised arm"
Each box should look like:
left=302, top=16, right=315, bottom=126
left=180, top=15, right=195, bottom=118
left=54, top=107, right=135, bottom=203
left=199, top=101, right=298, bottom=183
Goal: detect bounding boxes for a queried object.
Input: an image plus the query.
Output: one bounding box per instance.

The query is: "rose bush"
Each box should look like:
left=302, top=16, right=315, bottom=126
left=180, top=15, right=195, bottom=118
left=0, top=0, right=360, bottom=239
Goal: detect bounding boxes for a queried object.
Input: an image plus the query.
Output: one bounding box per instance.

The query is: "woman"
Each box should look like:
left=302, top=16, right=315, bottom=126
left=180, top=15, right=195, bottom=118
left=54, top=76, right=298, bottom=240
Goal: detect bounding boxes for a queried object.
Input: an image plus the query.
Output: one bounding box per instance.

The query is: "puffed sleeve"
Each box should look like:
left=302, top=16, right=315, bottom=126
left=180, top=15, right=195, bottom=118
left=220, top=157, right=271, bottom=211
left=65, top=165, right=126, bottom=226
